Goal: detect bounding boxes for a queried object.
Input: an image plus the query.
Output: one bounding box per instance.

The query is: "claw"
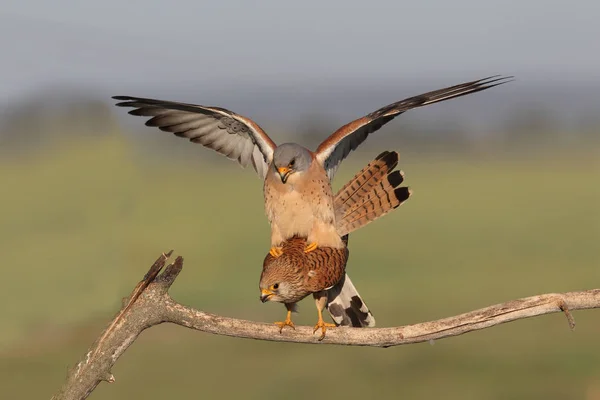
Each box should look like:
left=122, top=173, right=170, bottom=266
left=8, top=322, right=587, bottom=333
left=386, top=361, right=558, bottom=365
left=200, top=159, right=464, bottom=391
left=313, top=320, right=336, bottom=341
left=274, top=310, right=295, bottom=333
left=274, top=319, right=295, bottom=333
left=269, top=246, right=283, bottom=258
left=304, top=242, right=318, bottom=254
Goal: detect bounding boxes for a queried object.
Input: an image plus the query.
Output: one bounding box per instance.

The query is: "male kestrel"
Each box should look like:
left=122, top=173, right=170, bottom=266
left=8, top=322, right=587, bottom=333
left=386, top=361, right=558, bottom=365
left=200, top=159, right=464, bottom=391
left=113, top=76, right=511, bottom=258
left=259, top=150, right=408, bottom=339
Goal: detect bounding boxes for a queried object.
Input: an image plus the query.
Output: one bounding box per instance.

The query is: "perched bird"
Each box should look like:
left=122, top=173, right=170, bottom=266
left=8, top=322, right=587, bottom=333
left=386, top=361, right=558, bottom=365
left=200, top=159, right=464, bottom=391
left=261, top=237, right=348, bottom=340
left=260, top=150, right=410, bottom=339
left=113, top=76, right=511, bottom=258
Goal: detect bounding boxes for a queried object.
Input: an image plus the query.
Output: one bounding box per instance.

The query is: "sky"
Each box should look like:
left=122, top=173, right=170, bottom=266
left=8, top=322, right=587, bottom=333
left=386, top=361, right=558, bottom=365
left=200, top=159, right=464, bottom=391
left=1, top=0, right=599, bottom=122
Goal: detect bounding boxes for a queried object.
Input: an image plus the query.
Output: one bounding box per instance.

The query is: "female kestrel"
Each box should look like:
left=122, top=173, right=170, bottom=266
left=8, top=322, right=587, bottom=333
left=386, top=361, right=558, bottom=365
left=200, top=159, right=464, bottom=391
left=113, top=76, right=510, bottom=257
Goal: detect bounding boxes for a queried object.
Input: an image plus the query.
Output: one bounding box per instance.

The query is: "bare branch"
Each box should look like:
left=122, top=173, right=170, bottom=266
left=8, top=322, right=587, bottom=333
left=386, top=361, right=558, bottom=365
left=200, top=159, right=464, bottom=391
left=52, top=252, right=600, bottom=400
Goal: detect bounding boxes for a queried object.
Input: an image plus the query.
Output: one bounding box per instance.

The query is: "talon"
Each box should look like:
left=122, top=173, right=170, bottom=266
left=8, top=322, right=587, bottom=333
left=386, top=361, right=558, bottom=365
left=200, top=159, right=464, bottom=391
left=274, top=319, right=295, bottom=333
left=274, top=310, right=295, bottom=333
left=313, top=320, right=336, bottom=341
left=269, top=246, right=283, bottom=258
left=304, top=242, right=318, bottom=254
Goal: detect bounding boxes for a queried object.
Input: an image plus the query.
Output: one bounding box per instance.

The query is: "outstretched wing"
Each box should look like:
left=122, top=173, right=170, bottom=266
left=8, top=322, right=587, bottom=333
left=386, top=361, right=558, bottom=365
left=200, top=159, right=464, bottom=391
left=315, top=75, right=513, bottom=179
left=113, top=96, right=277, bottom=179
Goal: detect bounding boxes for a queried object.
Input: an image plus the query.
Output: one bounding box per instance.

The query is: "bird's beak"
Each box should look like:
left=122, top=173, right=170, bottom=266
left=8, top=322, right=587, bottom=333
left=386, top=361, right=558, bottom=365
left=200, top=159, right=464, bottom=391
left=260, top=289, right=274, bottom=303
left=277, top=167, right=292, bottom=183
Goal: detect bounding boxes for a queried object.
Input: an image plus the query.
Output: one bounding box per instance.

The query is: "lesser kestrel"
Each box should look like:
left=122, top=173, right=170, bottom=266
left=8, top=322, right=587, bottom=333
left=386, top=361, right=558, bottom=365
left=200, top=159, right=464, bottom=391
left=113, top=76, right=511, bottom=258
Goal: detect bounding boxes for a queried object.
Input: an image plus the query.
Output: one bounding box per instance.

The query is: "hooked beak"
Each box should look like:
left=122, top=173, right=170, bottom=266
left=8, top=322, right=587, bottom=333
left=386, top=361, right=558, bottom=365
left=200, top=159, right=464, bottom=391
left=277, top=167, right=292, bottom=183
left=260, top=288, right=274, bottom=303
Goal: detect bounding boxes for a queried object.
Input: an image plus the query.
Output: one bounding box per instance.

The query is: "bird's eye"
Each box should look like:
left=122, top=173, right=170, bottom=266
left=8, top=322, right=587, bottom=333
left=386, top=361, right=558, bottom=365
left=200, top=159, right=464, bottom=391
left=272, top=283, right=279, bottom=290
left=289, top=159, right=295, bottom=167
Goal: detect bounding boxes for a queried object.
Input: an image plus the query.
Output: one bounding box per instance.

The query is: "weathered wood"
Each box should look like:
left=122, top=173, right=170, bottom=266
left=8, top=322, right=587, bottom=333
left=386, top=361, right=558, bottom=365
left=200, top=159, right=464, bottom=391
left=52, top=252, right=600, bottom=400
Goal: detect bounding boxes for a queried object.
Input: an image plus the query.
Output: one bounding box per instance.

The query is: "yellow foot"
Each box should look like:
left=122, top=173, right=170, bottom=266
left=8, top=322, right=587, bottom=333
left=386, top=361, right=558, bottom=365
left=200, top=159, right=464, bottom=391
left=274, top=319, right=295, bottom=333
left=304, top=242, right=318, bottom=254
left=269, top=246, right=283, bottom=258
left=313, top=320, right=336, bottom=341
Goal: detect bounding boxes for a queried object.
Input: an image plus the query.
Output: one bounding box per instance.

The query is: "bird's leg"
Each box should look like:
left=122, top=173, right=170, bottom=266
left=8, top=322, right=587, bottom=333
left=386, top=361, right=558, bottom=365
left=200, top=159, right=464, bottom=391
left=305, top=220, right=339, bottom=253
left=269, top=247, right=284, bottom=258
left=304, top=242, right=318, bottom=254
left=269, top=227, right=284, bottom=258
left=312, top=292, right=336, bottom=341
left=274, top=304, right=296, bottom=333
left=274, top=310, right=295, bottom=333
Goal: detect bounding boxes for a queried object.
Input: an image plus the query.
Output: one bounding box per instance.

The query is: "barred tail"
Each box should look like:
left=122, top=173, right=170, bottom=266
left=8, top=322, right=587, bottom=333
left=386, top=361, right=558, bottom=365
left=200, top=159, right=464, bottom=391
left=334, top=151, right=411, bottom=236
left=326, top=273, right=375, bottom=327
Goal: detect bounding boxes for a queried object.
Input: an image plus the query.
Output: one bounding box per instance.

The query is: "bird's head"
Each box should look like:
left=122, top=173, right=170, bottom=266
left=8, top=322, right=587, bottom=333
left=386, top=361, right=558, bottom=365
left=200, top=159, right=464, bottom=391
left=259, top=272, right=302, bottom=304
left=272, top=143, right=312, bottom=184
left=259, top=251, right=308, bottom=304
left=259, top=280, right=284, bottom=303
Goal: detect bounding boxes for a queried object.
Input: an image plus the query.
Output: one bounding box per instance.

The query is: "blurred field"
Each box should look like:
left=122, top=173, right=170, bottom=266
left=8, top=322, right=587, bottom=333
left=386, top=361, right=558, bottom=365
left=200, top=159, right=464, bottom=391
left=1, top=131, right=599, bottom=399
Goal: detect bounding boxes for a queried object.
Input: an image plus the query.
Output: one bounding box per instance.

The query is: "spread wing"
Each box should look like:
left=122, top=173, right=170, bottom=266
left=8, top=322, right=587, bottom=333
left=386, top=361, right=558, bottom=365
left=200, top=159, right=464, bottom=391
left=315, top=75, right=513, bottom=179
left=112, top=96, right=277, bottom=179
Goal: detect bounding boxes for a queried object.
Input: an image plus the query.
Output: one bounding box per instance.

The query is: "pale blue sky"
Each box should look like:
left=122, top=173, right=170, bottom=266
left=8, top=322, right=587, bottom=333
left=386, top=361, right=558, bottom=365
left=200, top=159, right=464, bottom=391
left=1, top=0, right=598, bottom=116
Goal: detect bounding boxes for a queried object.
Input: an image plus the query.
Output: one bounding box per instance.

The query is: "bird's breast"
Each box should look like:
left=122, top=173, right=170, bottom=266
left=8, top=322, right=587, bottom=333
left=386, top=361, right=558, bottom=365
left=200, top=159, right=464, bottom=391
left=263, top=166, right=336, bottom=240
left=267, top=189, right=315, bottom=237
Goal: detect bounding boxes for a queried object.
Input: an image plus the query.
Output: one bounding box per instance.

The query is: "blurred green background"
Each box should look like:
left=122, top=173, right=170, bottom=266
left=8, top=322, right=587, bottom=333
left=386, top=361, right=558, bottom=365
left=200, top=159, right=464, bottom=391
left=2, top=2, right=600, bottom=397
left=1, top=116, right=598, bottom=399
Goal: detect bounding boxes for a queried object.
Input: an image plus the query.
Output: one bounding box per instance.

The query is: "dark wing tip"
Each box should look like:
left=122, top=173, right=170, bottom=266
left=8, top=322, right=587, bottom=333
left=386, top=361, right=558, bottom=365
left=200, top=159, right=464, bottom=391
left=473, top=75, right=514, bottom=83
left=453, top=76, right=514, bottom=99
left=476, top=75, right=515, bottom=89
left=113, top=98, right=138, bottom=108
left=113, top=96, right=143, bottom=105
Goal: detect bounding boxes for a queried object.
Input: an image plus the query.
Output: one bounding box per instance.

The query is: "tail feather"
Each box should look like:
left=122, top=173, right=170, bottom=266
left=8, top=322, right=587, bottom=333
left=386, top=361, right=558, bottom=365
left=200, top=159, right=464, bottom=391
left=325, top=151, right=412, bottom=328
left=334, top=150, right=398, bottom=216
left=341, top=170, right=406, bottom=219
left=326, top=273, right=375, bottom=327
left=341, top=186, right=411, bottom=233
left=335, top=151, right=411, bottom=236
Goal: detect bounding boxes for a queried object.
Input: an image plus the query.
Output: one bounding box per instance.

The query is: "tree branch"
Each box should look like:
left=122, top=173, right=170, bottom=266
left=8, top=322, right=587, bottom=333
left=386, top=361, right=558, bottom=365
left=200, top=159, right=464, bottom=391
left=52, top=252, right=600, bottom=400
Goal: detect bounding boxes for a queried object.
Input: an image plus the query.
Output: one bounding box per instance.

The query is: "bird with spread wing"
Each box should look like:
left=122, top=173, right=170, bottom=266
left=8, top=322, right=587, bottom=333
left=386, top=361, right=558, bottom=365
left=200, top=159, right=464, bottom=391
left=113, top=76, right=511, bottom=259
left=114, top=75, right=510, bottom=338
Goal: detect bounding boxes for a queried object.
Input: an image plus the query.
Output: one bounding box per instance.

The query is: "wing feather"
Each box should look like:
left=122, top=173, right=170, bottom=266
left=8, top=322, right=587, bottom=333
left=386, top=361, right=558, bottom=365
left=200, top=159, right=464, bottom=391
left=113, top=96, right=277, bottom=179
left=315, top=76, right=513, bottom=179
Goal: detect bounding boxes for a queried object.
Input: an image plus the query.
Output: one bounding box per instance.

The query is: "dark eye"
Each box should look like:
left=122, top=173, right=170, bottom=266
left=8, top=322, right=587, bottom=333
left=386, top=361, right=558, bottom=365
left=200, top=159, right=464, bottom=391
left=273, top=283, right=279, bottom=289
left=289, top=159, right=295, bottom=167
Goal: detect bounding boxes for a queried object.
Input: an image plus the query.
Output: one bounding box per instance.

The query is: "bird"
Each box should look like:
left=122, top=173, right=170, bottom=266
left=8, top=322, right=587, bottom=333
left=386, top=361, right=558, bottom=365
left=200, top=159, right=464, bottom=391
left=113, top=75, right=511, bottom=259
left=259, top=150, right=410, bottom=339
left=260, top=237, right=348, bottom=340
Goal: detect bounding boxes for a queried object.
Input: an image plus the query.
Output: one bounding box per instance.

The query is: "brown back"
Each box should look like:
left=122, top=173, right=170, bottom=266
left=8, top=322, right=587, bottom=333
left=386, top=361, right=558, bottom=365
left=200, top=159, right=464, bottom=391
left=263, top=237, right=348, bottom=296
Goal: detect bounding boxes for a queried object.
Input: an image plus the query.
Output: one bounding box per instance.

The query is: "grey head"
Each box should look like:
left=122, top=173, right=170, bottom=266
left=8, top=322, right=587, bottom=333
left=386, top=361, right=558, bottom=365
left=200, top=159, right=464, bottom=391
left=272, top=143, right=313, bottom=184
